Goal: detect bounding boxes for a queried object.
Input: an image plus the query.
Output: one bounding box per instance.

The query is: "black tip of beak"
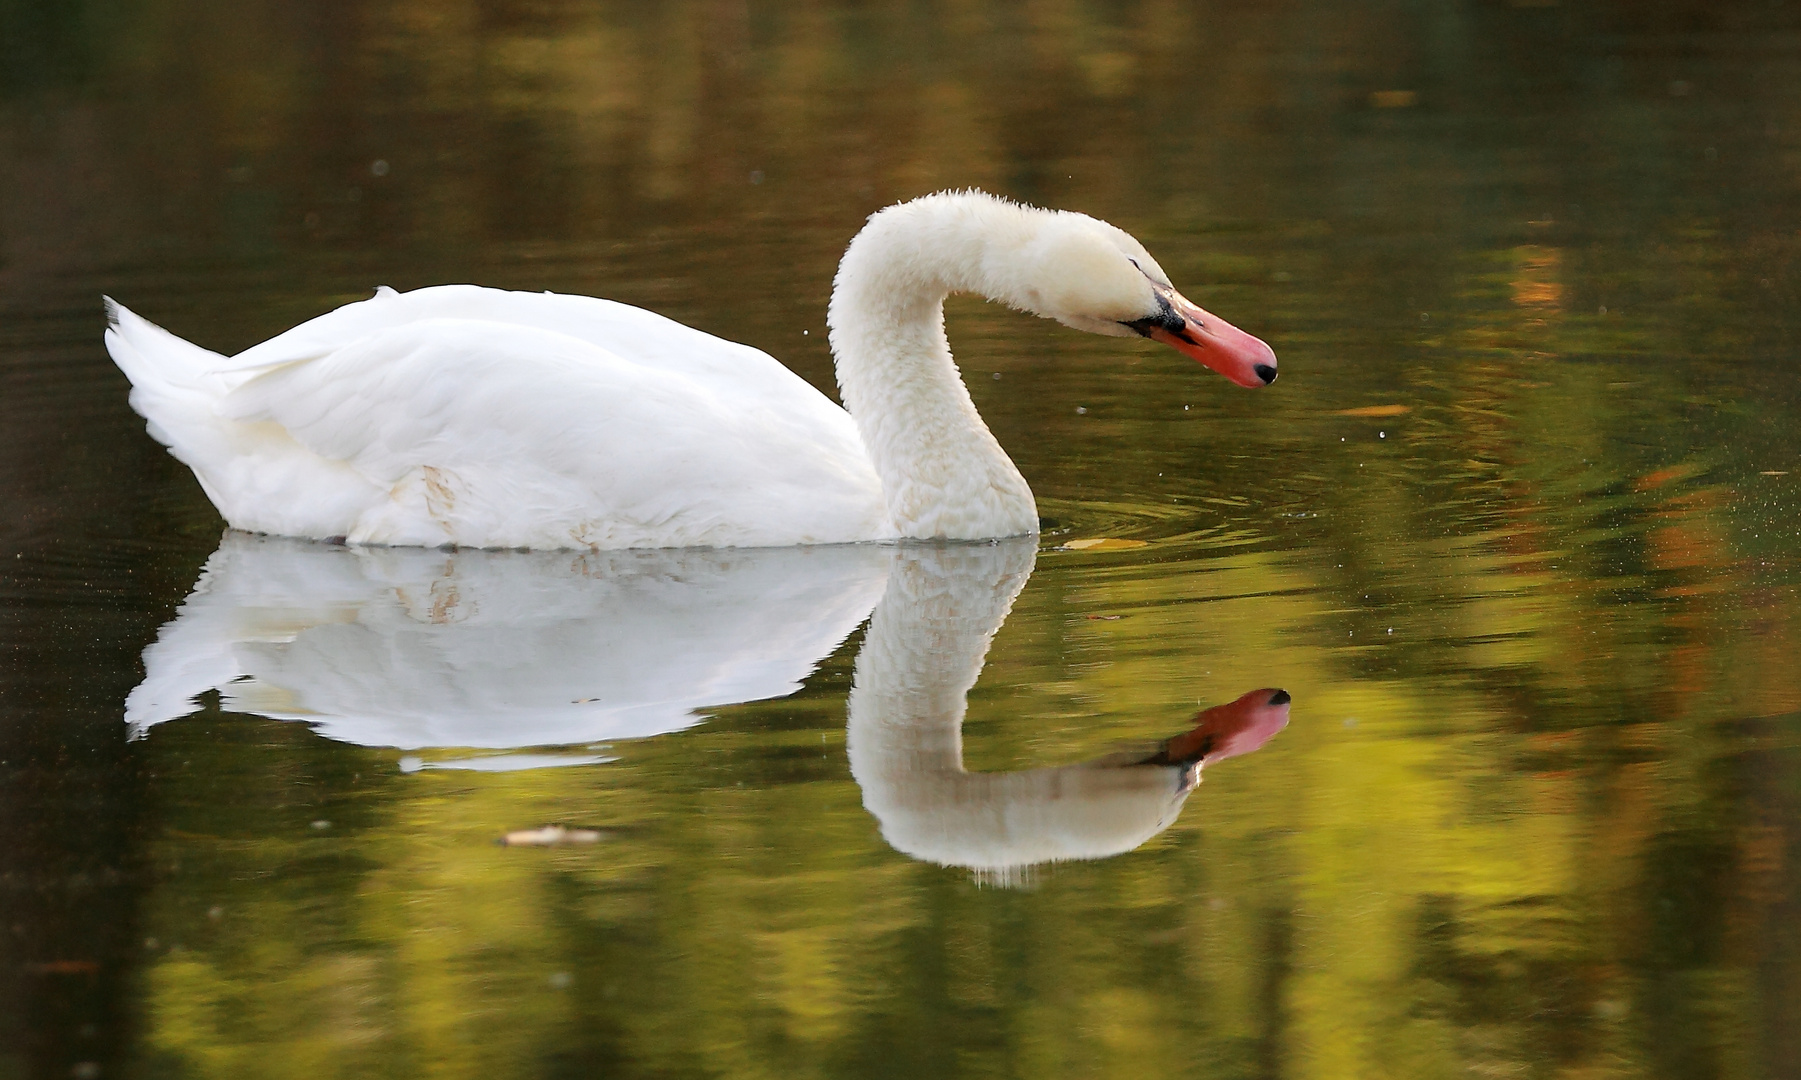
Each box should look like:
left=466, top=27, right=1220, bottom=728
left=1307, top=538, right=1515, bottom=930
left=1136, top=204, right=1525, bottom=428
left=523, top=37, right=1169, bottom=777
left=1254, top=364, right=1278, bottom=385
left=1268, top=689, right=1291, bottom=706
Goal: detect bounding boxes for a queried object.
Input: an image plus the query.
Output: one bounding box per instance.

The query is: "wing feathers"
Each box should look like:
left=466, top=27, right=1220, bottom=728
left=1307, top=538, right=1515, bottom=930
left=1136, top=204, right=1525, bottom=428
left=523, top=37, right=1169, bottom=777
left=111, top=287, right=890, bottom=548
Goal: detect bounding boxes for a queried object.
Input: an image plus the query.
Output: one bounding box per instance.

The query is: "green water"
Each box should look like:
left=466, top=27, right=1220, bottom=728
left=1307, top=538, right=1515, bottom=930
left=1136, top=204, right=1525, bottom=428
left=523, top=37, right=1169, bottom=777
left=5, top=1, right=1801, bottom=1077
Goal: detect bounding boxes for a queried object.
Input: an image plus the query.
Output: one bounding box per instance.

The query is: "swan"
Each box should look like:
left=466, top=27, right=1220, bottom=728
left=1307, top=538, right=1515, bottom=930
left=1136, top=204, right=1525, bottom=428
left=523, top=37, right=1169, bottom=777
left=104, top=190, right=1278, bottom=550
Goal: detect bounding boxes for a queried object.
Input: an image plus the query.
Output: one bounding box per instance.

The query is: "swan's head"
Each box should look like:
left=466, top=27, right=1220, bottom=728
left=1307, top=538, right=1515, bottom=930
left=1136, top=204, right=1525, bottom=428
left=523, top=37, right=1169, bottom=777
left=1016, top=212, right=1279, bottom=388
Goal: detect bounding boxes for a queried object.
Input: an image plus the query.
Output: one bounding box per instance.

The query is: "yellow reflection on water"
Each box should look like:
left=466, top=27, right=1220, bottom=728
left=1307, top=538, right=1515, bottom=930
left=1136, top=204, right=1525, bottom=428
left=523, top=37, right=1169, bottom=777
left=6, top=0, right=1801, bottom=1076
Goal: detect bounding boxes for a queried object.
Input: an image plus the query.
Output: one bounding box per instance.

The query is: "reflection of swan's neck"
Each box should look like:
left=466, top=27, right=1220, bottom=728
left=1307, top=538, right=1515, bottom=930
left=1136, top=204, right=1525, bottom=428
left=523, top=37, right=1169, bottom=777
left=828, top=195, right=1040, bottom=539
left=847, top=541, right=1193, bottom=876
left=846, top=542, right=1035, bottom=770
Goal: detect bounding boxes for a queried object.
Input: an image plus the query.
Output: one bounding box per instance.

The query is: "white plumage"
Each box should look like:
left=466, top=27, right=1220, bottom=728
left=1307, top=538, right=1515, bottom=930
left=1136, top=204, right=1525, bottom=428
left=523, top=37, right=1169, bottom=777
left=107, top=287, right=887, bottom=548
left=106, top=191, right=1276, bottom=550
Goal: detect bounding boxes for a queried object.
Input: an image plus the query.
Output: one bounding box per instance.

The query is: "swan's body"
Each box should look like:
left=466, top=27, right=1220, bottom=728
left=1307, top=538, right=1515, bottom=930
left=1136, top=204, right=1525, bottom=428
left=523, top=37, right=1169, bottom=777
left=106, top=287, right=889, bottom=548
left=106, top=191, right=1276, bottom=550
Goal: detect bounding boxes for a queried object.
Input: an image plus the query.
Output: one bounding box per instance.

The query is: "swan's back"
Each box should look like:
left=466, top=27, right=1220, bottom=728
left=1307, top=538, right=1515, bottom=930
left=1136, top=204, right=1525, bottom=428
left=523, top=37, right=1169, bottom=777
left=230, top=286, right=808, bottom=404
left=107, top=286, right=892, bottom=549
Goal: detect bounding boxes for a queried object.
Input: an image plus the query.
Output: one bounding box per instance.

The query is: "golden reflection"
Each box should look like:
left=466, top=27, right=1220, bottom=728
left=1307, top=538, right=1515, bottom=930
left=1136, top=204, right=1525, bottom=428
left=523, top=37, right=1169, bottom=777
left=119, top=506, right=1801, bottom=1079
left=1509, top=247, right=1564, bottom=310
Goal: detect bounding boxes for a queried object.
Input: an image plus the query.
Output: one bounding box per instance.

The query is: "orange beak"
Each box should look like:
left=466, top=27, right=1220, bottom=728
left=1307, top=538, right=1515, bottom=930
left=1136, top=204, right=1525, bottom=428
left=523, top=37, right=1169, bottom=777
left=1142, top=286, right=1279, bottom=388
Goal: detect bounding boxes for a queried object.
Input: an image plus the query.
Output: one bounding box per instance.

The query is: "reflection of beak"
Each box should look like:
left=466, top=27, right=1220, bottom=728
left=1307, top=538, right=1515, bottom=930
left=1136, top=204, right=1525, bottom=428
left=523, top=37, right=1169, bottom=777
left=1147, top=287, right=1279, bottom=389
left=1149, top=687, right=1291, bottom=766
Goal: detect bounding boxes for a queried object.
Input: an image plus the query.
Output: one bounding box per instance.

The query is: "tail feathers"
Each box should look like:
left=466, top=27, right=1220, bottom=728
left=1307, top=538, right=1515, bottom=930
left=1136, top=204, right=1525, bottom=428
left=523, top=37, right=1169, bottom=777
left=104, top=297, right=236, bottom=450
left=104, top=297, right=231, bottom=390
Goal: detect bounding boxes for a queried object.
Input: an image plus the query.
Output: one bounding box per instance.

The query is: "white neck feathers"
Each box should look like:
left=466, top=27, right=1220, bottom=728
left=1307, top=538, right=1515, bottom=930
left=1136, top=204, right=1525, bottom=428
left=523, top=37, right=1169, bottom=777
left=826, top=192, right=1051, bottom=540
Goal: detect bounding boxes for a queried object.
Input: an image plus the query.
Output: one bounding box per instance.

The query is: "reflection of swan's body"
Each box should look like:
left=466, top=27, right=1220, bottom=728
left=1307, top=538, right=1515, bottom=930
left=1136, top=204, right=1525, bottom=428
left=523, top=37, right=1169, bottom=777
left=848, top=543, right=1289, bottom=877
left=103, top=192, right=1276, bottom=549
left=126, top=532, right=889, bottom=757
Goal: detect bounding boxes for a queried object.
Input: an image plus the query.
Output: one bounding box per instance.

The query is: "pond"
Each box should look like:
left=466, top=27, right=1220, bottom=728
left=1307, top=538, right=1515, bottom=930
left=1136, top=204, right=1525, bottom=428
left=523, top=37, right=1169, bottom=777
left=4, top=1, right=1801, bottom=1077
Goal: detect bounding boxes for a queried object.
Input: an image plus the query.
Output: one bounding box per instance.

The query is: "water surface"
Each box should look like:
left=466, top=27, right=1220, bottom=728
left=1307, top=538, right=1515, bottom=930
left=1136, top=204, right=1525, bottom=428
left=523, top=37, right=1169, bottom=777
left=4, top=2, right=1801, bottom=1078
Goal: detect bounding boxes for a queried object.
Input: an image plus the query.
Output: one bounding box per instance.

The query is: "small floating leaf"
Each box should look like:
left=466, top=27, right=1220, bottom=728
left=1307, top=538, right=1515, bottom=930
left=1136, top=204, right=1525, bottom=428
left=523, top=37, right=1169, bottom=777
left=1063, top=538, right=1149, bottom=551
left=501, top=826, right=603, bottom=847
left=1336, top=404, right=1411, bottom=417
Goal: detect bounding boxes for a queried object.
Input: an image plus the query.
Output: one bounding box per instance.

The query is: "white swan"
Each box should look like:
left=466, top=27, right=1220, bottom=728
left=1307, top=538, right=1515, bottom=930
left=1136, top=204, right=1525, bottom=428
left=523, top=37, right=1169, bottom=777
left=104, top=190, right=1277, bottom=550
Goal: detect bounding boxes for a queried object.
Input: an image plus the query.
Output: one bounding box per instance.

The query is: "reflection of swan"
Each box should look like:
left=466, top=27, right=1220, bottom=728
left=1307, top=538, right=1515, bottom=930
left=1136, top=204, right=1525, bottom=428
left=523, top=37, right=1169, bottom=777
left=126, top=532, right=890, bottom=759
left=848, top=542, right=1288, bottom=878
left=104, top=191, right=1276, bottom=550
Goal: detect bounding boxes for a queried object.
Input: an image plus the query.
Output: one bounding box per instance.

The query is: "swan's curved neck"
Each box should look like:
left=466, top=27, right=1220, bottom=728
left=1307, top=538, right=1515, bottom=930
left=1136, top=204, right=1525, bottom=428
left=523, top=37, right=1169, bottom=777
left=827, top=195, right=1042, bottom=540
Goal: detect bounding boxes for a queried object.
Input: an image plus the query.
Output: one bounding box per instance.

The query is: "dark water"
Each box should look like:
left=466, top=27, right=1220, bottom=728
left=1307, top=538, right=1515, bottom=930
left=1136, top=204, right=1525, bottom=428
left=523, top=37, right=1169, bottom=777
left=6, top=1, right=1801, bottom=1077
